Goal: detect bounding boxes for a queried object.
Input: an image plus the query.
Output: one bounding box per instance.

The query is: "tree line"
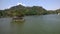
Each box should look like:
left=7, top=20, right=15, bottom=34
left=0, top=5, right=59, bottom=17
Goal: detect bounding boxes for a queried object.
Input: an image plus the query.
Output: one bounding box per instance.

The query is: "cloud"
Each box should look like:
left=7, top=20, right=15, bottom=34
left=17, top=3, right=26, bottom=6
left=7, top=6, right=12, bottom=8
left=7, top=3, right=26, bottom=9
left=7, top=5, right=14, bottom=9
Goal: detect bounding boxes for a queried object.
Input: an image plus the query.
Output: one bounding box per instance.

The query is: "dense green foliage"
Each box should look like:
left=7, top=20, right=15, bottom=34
left=0, top=5, right=59, bottom=17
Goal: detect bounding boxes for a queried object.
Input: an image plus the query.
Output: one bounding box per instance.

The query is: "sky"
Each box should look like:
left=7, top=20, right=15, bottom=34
left=0, top=0, right=60, bottom=10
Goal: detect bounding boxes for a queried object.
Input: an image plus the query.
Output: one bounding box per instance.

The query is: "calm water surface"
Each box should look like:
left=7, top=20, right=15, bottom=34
left=0, top=14, right=60, bottom=34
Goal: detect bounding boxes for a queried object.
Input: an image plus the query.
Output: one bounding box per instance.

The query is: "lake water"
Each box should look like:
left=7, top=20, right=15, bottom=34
left=0, top=14, right=60, bottom=34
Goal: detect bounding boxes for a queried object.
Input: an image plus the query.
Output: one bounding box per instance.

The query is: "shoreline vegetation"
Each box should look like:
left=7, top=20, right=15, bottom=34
left=0, top=5, right=60, bottom=18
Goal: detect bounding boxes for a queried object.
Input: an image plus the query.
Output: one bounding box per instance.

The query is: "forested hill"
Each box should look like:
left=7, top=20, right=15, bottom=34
left=0, top=4, right=59, bottom=17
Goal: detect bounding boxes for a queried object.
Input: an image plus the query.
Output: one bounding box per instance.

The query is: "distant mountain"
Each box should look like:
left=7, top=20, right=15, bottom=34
left=0, top=4, right=59, bottom=17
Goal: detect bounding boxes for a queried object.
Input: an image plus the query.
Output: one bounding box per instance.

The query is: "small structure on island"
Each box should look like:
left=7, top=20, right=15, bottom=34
left=12, top=12, right=25, bottom=22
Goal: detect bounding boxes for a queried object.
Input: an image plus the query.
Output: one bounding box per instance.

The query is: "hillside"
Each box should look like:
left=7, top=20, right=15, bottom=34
left=0, top=4, right=59, bottom=17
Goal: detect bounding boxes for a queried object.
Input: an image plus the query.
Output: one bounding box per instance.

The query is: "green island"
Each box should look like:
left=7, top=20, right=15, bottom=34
left=0, top=5, right=60, bottom=17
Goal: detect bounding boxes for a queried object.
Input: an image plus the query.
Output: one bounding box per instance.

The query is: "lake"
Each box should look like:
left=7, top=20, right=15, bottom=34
left=0, top=14, right=60, bottom=34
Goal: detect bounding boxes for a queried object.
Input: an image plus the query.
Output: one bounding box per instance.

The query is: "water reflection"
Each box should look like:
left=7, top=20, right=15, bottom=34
left=10, top=21, right=25, bottom=34
left=0, top=18, right=25, bottom=34
left=0, top=15, right=60, bottom=34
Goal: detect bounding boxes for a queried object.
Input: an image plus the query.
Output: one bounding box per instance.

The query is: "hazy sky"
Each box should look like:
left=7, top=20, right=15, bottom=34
left=0, top=0, right=60, bottom=10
